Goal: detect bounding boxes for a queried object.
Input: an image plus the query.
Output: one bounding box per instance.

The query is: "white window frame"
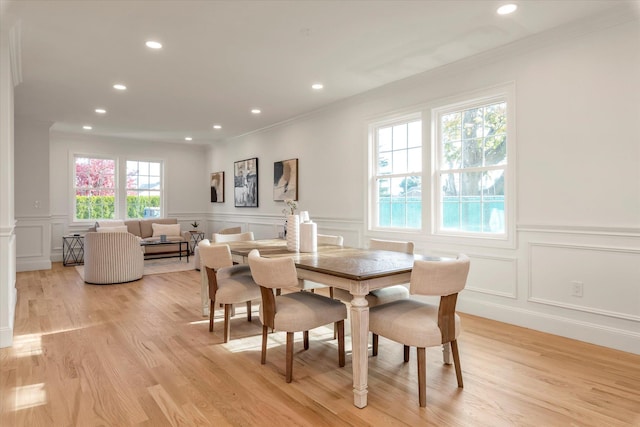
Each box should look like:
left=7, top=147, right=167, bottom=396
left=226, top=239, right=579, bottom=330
left=368, top=112, right=423, bottom=232
left=71, top=154, right=118, bottom=222
left=430, top=83, right=516, bottom=248
left=70, top=153, right=165, bottom=223
left=124, top=159, right=164, bottom=219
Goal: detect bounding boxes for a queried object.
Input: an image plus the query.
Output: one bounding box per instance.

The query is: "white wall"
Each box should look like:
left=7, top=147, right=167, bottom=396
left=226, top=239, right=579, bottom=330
left=205, top=18, right=640, bottom=353
left=0, top=22, right=17, bottom=348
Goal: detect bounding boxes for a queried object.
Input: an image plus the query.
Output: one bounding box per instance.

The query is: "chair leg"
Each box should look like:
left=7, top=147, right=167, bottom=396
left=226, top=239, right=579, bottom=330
left=246, top=301, right=252, bottom=322
left=451, top=340, right=463, bottom=388
left=372, top=333, right=378, bottom=357
left=286, top=332, right=294, bottom=383
left=337, top=320, right=345, bottom=367
left=209, top=298, right=215, bottom=332
left=417, top=347, right=426, bottom=407
left=224, top=304, right=232, bottom=343
left=404, top=345, right=410, bottom=363
left=330, top=287, right=334, bottom=299
left=303, top=331, right=309, bottom=350
left=276, top=288, right=282, bottom=296
left=261, top=325, right=268, bottom=365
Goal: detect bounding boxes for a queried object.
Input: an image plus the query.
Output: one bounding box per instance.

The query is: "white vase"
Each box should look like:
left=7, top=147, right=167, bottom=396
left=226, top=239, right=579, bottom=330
left=286, top=214, right=300, bottom=252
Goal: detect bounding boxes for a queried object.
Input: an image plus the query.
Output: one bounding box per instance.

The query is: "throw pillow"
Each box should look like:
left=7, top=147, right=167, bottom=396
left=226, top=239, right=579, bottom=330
left=152, top=223, right=181, bottom=237
left=96, top=225, right=128, bottom=233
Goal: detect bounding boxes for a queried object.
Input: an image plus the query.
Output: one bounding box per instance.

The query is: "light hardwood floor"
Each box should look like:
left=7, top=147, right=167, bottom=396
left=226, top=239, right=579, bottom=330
left=1, top=263, right=638, bottom=426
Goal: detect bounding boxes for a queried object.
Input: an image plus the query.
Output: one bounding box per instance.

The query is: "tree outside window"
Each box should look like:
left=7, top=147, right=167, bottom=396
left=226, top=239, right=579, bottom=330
left=74, top=156, right=116, bottom=220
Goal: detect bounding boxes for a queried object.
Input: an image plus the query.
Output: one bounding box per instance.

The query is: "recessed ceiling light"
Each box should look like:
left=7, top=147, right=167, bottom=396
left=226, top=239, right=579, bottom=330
left=145, top=40, right=162, bottom=49
left=95, top=108, right=106, bottom=114
left=312, top=83, right=324, bottom=90
left=213, top=125, right=222, bottom=129
left=185, top=137, right=192, bottom=141
left=113, top=84, right=127, bottom=91
left=251, top=109, right=261, bottom=114
left=83, top=125, right=92, bottom=130
left=497, top=4, right=517, bottom=15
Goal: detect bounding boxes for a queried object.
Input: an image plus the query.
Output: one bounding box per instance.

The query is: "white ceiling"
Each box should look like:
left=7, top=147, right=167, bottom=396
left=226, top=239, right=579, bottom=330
left=2, top=0, right=635, bottom=144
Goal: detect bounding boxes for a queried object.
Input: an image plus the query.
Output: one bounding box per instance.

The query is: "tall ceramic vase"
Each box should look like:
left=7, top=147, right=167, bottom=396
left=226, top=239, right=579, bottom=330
left=286, top=214, right=300, bottom=252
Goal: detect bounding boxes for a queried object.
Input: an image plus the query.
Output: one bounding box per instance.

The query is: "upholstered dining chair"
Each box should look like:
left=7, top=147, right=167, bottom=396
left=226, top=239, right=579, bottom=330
left=333, top=238, right=412, bottom=306
left=369, top=254, right=470, bottom=407
left=199, top=243, right=261, bottom=342
left=248, top=249, right=347, bottom=383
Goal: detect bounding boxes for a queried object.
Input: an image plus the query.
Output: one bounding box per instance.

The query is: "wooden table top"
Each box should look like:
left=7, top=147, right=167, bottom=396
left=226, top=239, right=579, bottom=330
left=227, top=239, right=444, bottom=281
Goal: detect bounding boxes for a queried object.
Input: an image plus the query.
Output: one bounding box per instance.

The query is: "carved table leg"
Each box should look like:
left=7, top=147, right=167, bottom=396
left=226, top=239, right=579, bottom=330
left=350, top=281, right=370, bottom=408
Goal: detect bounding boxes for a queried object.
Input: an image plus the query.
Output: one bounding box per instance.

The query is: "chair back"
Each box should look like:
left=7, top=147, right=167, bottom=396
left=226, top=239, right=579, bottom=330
left=219, top=226, right=241, bottom=235
left=199, top=243, right=233, bottom=270
left=212, top=231, right=254, bottom=243
left=369, top=238, right=414, bottom=254
left=410, top=254, right=470, bottom=296
left=317, top=234, right=344, bottom=246
left=248, top=249, right=299, bottom=289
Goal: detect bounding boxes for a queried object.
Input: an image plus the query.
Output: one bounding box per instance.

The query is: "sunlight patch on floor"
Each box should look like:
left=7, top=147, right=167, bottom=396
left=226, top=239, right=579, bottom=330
left=12, top=383, right=47, bottom=411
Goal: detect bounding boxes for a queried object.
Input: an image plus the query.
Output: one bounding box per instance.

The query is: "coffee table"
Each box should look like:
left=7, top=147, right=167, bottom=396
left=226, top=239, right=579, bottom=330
left=140, top=239, right=189, bottom=261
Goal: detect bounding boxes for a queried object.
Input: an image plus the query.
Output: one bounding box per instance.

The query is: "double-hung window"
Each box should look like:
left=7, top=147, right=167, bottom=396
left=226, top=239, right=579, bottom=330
left=371, top=115, right=422, bottom=229
left=126, top=160, right=162, bottom=219
left=73, top=156, right=163, bottom=221
left=433, top=96, right=509, bottom=237
left=73, top=156, right=117, bottom=220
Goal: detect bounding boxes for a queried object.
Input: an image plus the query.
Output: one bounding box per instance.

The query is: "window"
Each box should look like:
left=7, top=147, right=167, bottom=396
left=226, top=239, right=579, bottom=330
left=434, top=96, right=508, bottom=237
left=73, top=156, right=117, bottom=220
left=126, top=160, right=162, bottom=218
left=371, top=115, right=422, bottom=229
left=73, top=156, right=163, bottom=221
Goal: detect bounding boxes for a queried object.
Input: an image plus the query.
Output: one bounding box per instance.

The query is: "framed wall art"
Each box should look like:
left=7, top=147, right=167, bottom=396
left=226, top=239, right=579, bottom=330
left=234, top=157, right=258, bottom=207
left=210, top=171, right=224, bottom=203
left=273, top=158, right=298, bottom=201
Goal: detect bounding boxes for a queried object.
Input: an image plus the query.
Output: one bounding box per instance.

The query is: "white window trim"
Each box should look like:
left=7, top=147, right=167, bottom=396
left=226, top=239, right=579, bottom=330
left=429, top=83, right=516, bottom=249
left=69, top=153, right=166, bottom=223
left=368, top=111, right=423, bottom=232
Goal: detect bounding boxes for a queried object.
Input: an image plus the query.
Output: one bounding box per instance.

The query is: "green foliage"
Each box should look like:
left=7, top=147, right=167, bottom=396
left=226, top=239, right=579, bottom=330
left=75, top=195, right=160, bottom=220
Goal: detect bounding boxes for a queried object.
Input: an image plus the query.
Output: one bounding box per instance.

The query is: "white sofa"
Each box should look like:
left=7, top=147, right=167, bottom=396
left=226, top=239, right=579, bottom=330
left=83, top=232, right=144, bottom=284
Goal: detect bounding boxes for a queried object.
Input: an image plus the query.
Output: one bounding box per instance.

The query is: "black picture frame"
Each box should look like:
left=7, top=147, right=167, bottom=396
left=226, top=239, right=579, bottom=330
left=210, top=171, right=224, bottom=203
left=234, top=158, right=258, bottom=207
left=273, top=158, right=298, bottom=201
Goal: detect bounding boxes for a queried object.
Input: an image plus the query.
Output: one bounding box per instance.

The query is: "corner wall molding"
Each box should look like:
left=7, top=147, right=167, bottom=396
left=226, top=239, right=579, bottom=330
left=517, top=224, right=640, bottom=237
left=9, top=21, right=23, bottom=86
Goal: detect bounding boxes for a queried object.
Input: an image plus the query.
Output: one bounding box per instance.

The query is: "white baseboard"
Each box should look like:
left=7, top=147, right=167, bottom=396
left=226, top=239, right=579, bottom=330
left=16, top=259, right=52, bottom=272
left=0, top=326, right=13, bottom=348
left=457, top=299, right=640, bottom=355
left=0, top=287, right=16, bottom=348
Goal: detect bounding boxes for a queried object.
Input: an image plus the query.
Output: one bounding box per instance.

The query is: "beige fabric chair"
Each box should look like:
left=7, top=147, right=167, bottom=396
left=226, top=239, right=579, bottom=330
left=193, top=238, right=208, bottom=271
left=369, top=254, right=470, bottom=407
left=333, top=238, right=412, bottom=306
left=248, top=249, right=347, bottom=383
left=199, top=232, right=256, bottom=315
left=200, top=243, right=260, bottom=342
left=83, top=231, right=144, bottom=284
left=212, top=231, right=254, bottom=243
left=317, top=234, right=344, bottom=246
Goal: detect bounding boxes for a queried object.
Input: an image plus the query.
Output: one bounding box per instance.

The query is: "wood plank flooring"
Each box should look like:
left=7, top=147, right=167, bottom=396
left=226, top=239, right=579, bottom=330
left=1, top=263, right=638, bottom=426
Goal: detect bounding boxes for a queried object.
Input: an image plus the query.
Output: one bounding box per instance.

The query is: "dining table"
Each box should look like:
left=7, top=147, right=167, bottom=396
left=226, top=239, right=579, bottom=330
left=226, top=238, right=446, bottom=408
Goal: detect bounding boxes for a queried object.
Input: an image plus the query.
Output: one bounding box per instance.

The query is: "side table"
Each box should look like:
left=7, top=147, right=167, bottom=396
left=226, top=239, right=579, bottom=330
left=189, top=230, right=205, bottom=254
left=63, top=234, right=84, bottom=266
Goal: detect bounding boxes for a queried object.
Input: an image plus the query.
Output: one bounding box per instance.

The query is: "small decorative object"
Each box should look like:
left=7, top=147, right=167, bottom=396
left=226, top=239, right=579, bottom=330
left=234, top=158, right=259, bottom=207
left=299, top=221, right=317, bottom=253
left=191, top=221, right=199, bottom=229
left=273, top=158, right=298, bottom=201
left=160, top=234, right=167, bottom=243
left=286, top=214, right=300, bottom=252
left=210, top=171, right=224, bottom=203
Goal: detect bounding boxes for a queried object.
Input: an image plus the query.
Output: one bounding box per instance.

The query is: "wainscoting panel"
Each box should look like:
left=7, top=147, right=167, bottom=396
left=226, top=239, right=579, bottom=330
left=15, top=216, right=51, bottom=271
left=465, top=254, right=518, bottom=298
left=528, top=243, right=640, bottom=321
